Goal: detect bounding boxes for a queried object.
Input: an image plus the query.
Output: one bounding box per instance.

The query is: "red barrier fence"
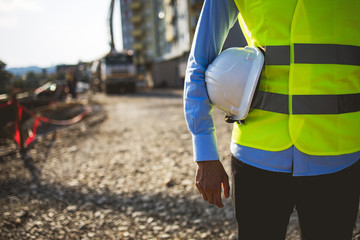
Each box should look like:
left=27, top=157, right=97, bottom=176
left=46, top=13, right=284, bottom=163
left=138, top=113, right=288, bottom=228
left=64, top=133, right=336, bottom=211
left=0, top=100, right=13, bottom=108
left=1, top=94, right=91, bottom=153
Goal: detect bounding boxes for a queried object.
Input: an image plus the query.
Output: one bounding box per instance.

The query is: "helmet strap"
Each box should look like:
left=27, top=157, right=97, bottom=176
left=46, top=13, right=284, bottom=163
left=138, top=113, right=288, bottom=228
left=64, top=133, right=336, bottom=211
left=224, top=115, right=245, bottom=125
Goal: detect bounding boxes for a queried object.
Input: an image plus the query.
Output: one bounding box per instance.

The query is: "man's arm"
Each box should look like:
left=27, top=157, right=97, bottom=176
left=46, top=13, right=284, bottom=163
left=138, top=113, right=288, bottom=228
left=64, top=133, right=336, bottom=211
left=183, top=0, right=239, bottom=207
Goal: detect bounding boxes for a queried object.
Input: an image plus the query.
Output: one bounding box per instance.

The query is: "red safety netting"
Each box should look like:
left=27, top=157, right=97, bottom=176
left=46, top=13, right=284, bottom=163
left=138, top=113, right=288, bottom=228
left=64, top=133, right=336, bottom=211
left=12, top=102, right=92, bottom=148
left=0, top=100, right=13, bottom=108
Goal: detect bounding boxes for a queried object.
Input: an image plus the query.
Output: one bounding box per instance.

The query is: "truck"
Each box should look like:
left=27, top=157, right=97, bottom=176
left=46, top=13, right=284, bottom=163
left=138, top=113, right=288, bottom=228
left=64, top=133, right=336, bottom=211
left=99, top=50, right=137, bottom=93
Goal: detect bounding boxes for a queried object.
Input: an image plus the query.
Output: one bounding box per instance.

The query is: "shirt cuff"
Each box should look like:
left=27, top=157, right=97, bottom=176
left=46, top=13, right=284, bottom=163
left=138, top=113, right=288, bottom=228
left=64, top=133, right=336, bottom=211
left=192, top=133, right=219, bottom=162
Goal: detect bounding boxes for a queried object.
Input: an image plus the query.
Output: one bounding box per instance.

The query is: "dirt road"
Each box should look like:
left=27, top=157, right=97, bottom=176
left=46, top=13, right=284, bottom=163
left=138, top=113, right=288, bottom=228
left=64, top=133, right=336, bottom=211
left=0, top=89, right=358, bottom=239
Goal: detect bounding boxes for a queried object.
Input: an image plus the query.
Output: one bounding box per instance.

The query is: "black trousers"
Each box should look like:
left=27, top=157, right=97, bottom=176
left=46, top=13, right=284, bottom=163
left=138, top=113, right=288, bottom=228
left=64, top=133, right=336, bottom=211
left=231, top=156, right=360, bottom=240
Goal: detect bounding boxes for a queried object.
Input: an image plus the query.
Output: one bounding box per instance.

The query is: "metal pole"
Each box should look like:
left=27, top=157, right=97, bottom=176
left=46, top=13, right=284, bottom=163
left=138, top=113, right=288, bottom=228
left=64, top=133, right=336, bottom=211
left=12, top=93, right=25, bottom=153
left=108, top=0, right=116, bottom=52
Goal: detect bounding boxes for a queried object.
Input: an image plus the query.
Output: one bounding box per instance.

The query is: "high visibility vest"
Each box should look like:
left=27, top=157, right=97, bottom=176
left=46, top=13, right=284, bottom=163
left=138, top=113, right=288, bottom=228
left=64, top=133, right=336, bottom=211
left=232, top=0, right=360, bottom=155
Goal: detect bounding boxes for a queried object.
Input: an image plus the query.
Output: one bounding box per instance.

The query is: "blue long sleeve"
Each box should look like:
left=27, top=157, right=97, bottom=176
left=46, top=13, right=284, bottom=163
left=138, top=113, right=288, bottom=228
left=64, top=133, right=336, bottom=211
left=183, top=0, right=239, bottom=161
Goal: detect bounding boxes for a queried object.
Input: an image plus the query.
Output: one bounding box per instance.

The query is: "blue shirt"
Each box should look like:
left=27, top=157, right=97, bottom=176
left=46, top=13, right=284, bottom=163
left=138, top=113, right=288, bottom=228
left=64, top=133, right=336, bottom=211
left=183, top=0, right=360, bottom=176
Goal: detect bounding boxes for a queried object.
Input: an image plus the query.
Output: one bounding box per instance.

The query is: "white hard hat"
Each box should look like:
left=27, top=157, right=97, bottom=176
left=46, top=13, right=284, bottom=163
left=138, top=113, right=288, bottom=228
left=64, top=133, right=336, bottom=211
left=205, top=46, right=264, bottom=121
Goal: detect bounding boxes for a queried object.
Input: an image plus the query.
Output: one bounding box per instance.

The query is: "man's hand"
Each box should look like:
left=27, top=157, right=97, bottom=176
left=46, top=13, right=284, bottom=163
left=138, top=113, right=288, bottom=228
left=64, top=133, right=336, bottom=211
left=195, top=160, right=230, bottom=208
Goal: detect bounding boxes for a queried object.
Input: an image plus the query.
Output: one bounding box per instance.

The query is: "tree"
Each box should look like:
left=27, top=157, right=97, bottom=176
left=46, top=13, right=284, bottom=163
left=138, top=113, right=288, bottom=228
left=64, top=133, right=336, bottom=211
left=0, top=60, right=13, bottom=94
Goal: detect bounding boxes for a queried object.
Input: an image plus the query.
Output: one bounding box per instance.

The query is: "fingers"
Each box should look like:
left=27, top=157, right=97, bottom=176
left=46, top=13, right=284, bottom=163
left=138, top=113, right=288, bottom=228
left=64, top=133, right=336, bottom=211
left=196, top=181, right=224, bottom=208
left=212, top=189, right=224, bottom=208
left=222, top=175, right=230, bottom=199
left=196, top=183, right=208, bottom=201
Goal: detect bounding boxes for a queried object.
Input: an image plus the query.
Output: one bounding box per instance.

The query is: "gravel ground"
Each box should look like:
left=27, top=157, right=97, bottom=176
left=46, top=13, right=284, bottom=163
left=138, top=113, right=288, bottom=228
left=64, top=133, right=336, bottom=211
left=0, top=88, right=359, bottom=240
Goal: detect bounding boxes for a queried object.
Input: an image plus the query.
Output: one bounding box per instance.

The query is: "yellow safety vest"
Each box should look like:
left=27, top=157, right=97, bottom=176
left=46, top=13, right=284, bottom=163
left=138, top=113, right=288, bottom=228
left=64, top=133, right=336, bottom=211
left=232, top=0, right=360, bottom=155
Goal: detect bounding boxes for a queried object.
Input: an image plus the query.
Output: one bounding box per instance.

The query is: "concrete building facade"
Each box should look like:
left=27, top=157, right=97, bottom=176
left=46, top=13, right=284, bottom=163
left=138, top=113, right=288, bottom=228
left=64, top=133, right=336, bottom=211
left=120, top=0, right=245, bottom=88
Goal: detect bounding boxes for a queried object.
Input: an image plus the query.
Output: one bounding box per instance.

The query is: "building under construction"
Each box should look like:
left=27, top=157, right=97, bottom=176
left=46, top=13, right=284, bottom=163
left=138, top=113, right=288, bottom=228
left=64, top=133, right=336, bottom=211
left=119, top=0, right=246, bottom=88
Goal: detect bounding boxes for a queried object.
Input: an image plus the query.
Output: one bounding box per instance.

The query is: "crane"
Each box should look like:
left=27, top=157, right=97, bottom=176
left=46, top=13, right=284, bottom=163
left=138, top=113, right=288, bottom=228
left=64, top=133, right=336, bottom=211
left=108, top=0, right=117, bottom=53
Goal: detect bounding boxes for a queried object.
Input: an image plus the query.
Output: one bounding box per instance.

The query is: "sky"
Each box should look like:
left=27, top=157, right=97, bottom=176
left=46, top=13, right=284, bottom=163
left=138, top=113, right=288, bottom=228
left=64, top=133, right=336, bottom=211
left=0, top=0, right=123, bottom=68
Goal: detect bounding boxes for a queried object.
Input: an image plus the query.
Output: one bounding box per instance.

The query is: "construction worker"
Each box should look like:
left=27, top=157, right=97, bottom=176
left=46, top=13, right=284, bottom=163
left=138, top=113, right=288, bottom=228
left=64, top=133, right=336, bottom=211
left=183, top=0, right=360, bottom=239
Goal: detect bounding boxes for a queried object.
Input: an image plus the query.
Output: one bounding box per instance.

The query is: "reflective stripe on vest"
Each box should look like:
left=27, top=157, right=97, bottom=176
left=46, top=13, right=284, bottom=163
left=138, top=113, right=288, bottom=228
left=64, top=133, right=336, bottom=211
left=295, top=44, right=360, bottom=66
left=251, top=92, right=360, bottom=114
left=252, top=44, right=360, bottom=114
left=265, top=44, right=360, bottom=66
left=251, top=91, right=289, bottom=114
left=264, top=46, right=290, bottom=65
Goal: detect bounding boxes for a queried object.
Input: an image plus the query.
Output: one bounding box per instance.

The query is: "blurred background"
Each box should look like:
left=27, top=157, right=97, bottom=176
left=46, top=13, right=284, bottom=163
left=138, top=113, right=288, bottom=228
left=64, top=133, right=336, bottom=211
left=0, top=0, right=245, bottom=96
left=0, top=1, right=248, bottom=239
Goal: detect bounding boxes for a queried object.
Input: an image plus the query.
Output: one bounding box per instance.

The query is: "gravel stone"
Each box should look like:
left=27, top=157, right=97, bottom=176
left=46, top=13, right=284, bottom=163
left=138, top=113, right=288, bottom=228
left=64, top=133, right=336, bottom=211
left=0, top=89, right=359, bottom=239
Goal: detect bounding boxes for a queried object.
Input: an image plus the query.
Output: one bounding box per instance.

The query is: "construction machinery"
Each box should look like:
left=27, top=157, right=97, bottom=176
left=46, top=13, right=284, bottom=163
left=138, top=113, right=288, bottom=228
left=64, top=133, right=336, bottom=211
left=91, top=0, right=137, bottom=93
